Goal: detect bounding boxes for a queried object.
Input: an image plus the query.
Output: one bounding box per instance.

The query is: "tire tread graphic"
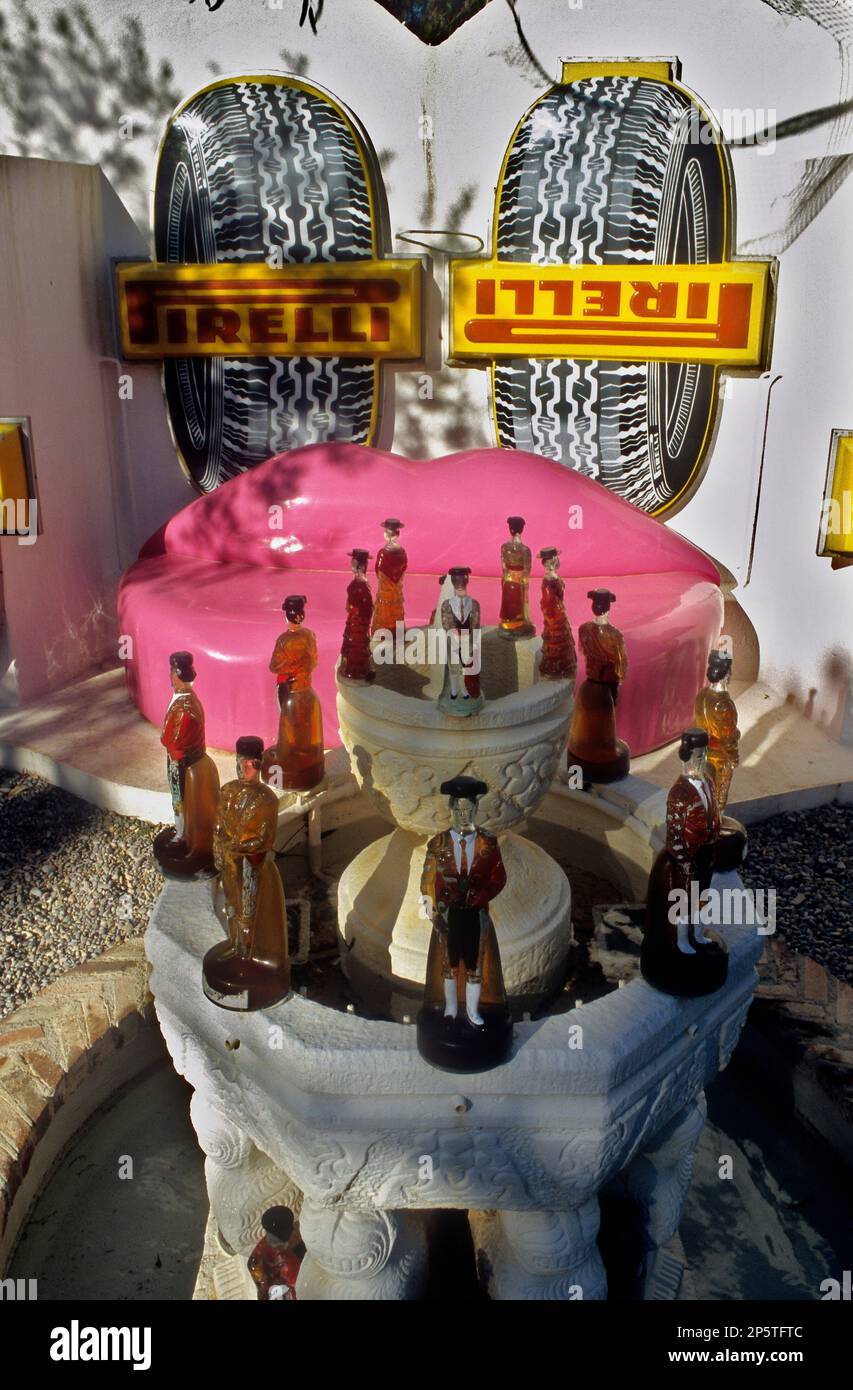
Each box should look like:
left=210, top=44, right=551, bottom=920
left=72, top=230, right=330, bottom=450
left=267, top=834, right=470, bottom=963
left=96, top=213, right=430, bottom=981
left=156, top=79, right=379, bottom=491
left=494, top=75, right=726, bottom=513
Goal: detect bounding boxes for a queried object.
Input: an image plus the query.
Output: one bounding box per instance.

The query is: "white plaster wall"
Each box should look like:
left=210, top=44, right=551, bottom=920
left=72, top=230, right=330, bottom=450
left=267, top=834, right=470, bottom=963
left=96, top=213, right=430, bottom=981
left=0, top=0, right=850, bottom=731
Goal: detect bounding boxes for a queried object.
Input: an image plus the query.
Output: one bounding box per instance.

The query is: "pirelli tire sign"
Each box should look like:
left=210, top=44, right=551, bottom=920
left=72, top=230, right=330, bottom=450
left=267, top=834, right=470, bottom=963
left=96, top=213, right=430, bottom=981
left=450, top=60, right=777, bottom=517
left=117, top=73, right=425, bottom=495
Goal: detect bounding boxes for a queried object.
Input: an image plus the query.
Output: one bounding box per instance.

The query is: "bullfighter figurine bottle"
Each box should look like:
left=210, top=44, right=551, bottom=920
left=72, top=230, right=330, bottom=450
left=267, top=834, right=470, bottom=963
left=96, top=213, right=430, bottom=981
left=338, top=549, right=375, bottom=684
left=417, top=776, right=512, bottom=1072
left=371, top=518, right=407, bottom=637
left=265, top=595, right=324, bottom=792
left=248, top=1207, right=303, bottom=1301
left=537, top=547, right=577, bottom=681
left=641, top=729, right=728, bottom=998
left=567, top=589, right=630, bottom=782
left=438, top=567, right=483, bottom=716
left=153, top=651, right=220, bottom=878
left=694, top=646, right=747, bottom=871
left=498, top=516, right=535, bottom=640
left=202, top=736, right=290, bottom=1011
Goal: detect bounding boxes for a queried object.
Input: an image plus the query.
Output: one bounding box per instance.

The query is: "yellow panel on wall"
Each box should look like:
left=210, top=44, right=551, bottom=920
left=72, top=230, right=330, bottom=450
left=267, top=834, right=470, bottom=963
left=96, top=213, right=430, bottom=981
left=819, top=431, right=853, bottom=559
left=0, top=422, right=31, bottom=533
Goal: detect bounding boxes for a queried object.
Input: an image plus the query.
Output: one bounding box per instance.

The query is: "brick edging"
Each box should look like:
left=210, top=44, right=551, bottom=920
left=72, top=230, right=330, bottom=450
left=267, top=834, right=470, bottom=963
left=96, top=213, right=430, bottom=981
left=756, top=936, right=853, bottom=1028
left=0, top=937, right=157, bottom=1270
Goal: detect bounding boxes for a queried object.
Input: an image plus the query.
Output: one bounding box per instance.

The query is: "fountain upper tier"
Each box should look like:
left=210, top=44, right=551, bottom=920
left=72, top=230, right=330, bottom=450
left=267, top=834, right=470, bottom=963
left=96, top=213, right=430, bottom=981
left=337, top=628, right=573, bottom=837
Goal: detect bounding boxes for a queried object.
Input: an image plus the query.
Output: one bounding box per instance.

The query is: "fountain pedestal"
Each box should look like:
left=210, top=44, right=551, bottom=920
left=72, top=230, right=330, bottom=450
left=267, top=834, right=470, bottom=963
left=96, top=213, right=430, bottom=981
left=336, top=629, right=575, bottom=1015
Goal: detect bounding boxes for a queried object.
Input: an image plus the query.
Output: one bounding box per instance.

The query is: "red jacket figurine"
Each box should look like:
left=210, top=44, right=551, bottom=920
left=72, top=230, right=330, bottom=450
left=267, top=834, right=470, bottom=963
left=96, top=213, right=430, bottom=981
left=339, top=548, right=375, bottom=683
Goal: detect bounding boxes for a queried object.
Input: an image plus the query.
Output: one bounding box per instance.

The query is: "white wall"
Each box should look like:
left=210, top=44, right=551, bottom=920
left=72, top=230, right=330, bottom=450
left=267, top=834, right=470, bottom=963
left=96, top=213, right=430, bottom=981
left=0, top=0, right=850, bottom=733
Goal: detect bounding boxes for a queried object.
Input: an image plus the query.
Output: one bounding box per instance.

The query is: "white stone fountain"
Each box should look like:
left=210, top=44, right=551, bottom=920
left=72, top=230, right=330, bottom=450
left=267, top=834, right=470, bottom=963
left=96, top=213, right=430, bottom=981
left=144, top=629, right=764, bottom=1300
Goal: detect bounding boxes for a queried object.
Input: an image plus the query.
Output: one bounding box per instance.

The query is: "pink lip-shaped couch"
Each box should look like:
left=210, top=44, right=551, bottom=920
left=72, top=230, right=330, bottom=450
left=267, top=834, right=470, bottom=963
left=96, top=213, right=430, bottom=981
left=118, top=444, right=723, bottom=757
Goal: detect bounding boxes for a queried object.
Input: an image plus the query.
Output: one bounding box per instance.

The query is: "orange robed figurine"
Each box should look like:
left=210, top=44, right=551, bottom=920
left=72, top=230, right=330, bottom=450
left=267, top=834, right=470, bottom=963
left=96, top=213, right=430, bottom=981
left=537, top=547, right=577, bottom=680
left=153, top=651, right=220, bottom=878
left=567, top=588, right=630, bottom=782
left=371, top=518, right=407, bottom=636
left=338, top=548, right=375, bottom=683
left=641, top=729, right=728, bottom=998
left=694, top=645, right=747, bottom=871
left=202, top=736, right=290, bottom=1012
left=265, top=595, right=324, bottom=792
left=498, top=516, right=535, bottom=640
left=417, top=776, right=512, bottom=1072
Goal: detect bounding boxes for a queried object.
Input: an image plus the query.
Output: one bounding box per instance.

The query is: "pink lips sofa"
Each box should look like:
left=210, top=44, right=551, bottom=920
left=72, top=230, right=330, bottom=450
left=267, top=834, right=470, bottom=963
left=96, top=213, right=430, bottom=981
left=118, top=444, right=723, bottom=757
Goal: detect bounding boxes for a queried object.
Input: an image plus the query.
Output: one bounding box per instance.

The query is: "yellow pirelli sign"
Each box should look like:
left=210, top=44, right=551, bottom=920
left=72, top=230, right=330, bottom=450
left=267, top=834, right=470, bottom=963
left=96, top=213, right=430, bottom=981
left=450, top=260, right=772, bottom=366
left=117, top=260, right=423, bottom=360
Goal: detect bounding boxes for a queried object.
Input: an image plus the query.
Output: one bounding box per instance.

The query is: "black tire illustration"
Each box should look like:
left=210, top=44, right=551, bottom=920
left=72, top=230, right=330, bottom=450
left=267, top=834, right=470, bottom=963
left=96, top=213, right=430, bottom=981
left=493, top=75, right=728, bottom=515
left=155, top=77, right=385, bottom=492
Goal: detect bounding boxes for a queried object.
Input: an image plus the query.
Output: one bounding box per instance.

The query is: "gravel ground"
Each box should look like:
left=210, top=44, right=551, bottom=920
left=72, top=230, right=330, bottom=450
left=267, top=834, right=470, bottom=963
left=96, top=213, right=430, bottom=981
left=741, top=802, right=853, bottom=984
left=0, top=770, right=164, bottom=1019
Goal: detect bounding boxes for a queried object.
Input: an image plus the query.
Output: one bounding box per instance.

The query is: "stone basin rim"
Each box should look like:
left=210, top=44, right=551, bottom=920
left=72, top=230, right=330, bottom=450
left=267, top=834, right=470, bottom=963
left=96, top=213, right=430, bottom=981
left=147, top=879, right=762, bottom=1100
left=335, top=669, right=574, bottom=732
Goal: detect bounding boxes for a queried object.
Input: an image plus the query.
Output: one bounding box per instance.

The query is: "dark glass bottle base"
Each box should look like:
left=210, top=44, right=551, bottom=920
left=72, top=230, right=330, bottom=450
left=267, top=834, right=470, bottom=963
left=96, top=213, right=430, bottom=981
left=262, top=746, right=325, bottom=792
left=416, top=1004, right=513, bottom=1073
left=567, top=739, right=630, bottom=784
left=497, top=623, right=536, bottom=641
left=202, top=942, right=291, bottom=1012
left=640, top=933, right=728, bottom=999
left=338, top=669, right=376, bottom=685
left=152, top=827, right=216, bottom=880
left=714, top=816, right=748, bottom=872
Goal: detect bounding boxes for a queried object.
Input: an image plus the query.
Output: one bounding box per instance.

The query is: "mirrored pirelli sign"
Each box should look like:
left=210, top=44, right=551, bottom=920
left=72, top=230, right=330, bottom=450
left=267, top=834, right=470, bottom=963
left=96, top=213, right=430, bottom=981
left=450, top=57, right=778, bottom=517
left=116, top=261, right=423, bottom=360
left=450, top=261, right=772, bottom=366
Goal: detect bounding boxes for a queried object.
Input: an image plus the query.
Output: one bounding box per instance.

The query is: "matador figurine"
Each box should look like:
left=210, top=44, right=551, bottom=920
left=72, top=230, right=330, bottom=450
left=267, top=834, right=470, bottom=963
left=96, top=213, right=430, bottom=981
left=694, top=645, right=747, bottom=871
left=417, top=776, right=512, bottom=1071
left=371, top=518, right=407, bottom=636
left=153, top=651, right=220, bottom=878
left=338, top=549, right=375, bottom=683
left=248, top=1207, right=303, bottom=1301
left=438, top=566, right=483, bottom=716
left=537, top=547, right=577, bottom=680
left=498, top=516, right=535, bottom=640
left=265, top=594, right=324, bottom=791
left=202, top=736, right=290, bottom=1011
left=641, top=728, right=728, bottom=998
left=567, top=588, right=630, bottom=782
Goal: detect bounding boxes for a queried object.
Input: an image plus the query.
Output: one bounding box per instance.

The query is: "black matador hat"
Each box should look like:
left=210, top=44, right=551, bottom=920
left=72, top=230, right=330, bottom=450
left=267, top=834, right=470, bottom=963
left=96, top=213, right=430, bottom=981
left=169, top=651, right=196, bottom=681
left=349, top=549, right=371, bottom=566
left=448, top=566, right=471, bottom=582
left=588, top=588, right=616, bottom=615
left=440, top=775, right=488, bottom=801
left=707, top=649, right=732, bottom=682
left=260, top=1206, right=295, bottom=1243
left=381, top=518, right=404, bottom=530
left=538, top=546, right=559, bottom=562
left=236, top=735, right=265, bottom=762
left=679, top=728, right=709, bottom=761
